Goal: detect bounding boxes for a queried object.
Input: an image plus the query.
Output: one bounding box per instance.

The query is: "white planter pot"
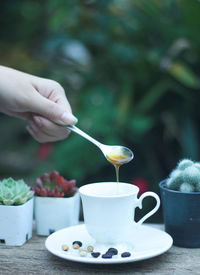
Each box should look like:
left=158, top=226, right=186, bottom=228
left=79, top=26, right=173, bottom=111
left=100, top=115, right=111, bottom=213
left=0, top=198, right=33, bottom=246
left=35, top=192, right=80, bottom=236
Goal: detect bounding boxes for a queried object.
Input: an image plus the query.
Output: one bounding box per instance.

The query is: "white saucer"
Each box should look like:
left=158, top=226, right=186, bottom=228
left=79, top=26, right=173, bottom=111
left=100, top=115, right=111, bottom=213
left=45, top=224, right=173, bottom=264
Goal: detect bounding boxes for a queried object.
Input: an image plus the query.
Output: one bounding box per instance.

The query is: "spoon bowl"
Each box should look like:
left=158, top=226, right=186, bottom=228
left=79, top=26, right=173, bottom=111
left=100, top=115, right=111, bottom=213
left=63, top=125, right=134, bottom=166
left=101, top=145, right=134, bottom=166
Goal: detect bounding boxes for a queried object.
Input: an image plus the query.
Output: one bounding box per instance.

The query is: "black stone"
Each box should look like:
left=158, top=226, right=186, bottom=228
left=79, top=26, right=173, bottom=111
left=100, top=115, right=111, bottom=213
left=91, top=252, right=101, bottom=258
left=107, top=248, right=118, bottom=255
left=102, top=253, right=113, bottom=259
left=121, top=252, right=131, bottom=258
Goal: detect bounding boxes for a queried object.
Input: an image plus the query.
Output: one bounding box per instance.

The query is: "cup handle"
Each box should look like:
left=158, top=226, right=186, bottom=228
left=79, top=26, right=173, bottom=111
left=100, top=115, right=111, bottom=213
left=136, top=192, right=160, bottom=225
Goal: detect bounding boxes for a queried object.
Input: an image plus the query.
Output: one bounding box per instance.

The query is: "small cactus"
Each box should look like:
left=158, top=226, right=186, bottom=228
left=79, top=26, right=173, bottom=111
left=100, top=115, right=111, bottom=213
left=167, top=170, right=183, bottom=190
left=179, top=182, right=195, bottom=193
left=177, top=159, right=193, bottom=170
left=166, top=159, right=200, bottom=192
left=0, top=178, right=34, bottom=205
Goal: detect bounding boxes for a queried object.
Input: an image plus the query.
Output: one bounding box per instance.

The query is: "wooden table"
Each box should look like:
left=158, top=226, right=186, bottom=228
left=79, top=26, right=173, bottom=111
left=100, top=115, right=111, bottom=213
left=0, top=224, right=200, bottom=275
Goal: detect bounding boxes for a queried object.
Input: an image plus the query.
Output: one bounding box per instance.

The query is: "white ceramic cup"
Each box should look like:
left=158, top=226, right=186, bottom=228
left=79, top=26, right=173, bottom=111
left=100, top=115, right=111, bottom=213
left=79, top=182, right=160, bottom=244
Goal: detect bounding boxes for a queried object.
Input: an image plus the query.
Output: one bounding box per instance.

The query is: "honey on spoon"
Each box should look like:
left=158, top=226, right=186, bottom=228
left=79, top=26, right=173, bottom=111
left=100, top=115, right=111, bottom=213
left=104, top=146, right=133, bottom=182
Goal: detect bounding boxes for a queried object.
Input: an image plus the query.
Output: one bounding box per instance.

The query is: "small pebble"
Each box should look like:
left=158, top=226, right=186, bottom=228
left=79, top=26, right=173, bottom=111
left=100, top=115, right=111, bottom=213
left=91, top=252, right=101, bottom=258
left=73, top=243, right=80, bottom=249
left=107, top=248, right=118, bottom=255
left=72, top=241, right=82, bottom=247
left=87, top=245, right=94, bottom=252
left=80, top=250, right=87, bottom=257
left=102, top=253, right=113, bottom=259
left=121, top=252, right=131, bottom=258
left=61, top=244, right=69, bottom=251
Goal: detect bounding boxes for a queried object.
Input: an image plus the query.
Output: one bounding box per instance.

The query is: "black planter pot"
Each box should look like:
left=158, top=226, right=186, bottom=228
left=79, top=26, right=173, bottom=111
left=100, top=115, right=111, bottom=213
left=159, top=180, right=200, bottom=248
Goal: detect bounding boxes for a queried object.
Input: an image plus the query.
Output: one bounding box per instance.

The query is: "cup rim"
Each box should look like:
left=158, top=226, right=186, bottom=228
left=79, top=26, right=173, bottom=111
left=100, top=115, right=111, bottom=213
left=79, top=182, right=139, bottom=198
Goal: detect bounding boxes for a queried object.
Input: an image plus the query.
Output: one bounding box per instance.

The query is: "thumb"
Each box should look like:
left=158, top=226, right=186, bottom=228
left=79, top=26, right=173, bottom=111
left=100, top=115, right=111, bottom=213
left=28, top=93, right=78, bottom=125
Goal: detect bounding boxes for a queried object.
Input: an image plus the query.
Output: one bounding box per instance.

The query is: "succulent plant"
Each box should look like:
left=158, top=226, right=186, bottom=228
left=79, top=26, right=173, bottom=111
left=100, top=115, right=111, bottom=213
left=0, top=178, right=34, bottom=205
left=32, top=171, right=77, bottom=197
left=166, top=159, right=200, bottom=192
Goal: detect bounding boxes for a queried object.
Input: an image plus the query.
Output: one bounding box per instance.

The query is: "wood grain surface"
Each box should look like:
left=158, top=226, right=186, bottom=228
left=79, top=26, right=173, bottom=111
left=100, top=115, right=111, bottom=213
left=0, top=225, right=199, bottom=275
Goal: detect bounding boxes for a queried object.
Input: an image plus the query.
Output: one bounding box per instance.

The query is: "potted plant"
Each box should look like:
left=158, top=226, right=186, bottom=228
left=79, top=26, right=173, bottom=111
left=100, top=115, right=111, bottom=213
left=159, top=159, right=200, bottom=247
left=0, top=178, right=34, bottom=246
left=32, top=171, right=80, bottom=236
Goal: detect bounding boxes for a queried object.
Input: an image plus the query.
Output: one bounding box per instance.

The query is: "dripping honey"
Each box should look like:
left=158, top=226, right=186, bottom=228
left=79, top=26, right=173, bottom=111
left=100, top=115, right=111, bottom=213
left=106, top=151, right=130, bottom=183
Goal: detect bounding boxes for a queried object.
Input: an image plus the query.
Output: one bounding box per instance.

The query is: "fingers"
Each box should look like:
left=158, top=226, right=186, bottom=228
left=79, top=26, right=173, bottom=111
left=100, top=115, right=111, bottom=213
left=33, top=115, right=71, bottom=138
left=0, top=107, right=32, bottom=121
left=51, top=81, right=72, bottom=111
left=26, top=125, right=52, bottom=143
left=27, top=93, right=77, bottom=126
left=28, top=79, right=78, bottom=126
left=27, top=117, right=70, bottom=143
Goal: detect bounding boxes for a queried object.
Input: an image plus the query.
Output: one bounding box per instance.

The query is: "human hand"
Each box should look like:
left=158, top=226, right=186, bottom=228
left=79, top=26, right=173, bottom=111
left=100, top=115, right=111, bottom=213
left=0, top=66, right=77, bottom=142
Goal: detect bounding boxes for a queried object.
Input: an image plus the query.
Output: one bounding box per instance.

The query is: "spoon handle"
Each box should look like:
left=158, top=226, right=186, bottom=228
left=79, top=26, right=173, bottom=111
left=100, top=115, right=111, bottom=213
left=63, top=125, right=102, bottom=148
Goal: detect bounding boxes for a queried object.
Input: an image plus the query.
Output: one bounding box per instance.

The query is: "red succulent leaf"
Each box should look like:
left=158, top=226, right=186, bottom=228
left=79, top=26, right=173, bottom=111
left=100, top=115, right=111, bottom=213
left=54, top=189, right=61, bottom=197
left=40, top=188, right=47, bottom=197
left=66, top=186, right=77, bottom=197
left=35, top=177, right=43, bottom=185
left=50, top=171, right=60, bottom=182
left=41, top=173, right=50, bottom=183
left=50, top=191, right=54, bottom=197
left=63, top=182, right=69, bottom=193
left=34, top=171, right=77, bottom=197
left=56, top=176, right=65, bottom=186
left=60, top=192, right=65, bottom=197
left=36, top=183, right=42, bottom=190
left=69, top=180, right=76, bottom=188
left=35, top=187, right=41, bottom=195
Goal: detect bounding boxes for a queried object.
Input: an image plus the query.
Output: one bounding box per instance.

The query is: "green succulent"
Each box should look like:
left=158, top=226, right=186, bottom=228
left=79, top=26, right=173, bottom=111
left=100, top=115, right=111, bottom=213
left=0, top=178, right=34, bottom=205
left=166, top=159, right=200, bottom=192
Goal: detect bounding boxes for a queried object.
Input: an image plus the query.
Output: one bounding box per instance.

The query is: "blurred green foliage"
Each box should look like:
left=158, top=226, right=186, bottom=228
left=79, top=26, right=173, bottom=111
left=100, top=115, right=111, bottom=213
left=0, top=0, right=200, bottom=195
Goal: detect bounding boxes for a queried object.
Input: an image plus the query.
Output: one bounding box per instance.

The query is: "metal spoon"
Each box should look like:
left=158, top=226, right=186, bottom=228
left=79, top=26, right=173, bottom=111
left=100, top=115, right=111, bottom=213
left=64, top=125, right=134, bottom=165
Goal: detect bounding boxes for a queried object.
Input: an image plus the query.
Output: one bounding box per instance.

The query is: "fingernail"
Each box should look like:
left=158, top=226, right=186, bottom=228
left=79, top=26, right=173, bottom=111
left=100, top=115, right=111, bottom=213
left=34, top=116, right=42, bottom=128
left=30, top=123, right=39, bottom=133
left=61, top=112, right=78, bottom=125
left=26, top=125, right=33, bottom=135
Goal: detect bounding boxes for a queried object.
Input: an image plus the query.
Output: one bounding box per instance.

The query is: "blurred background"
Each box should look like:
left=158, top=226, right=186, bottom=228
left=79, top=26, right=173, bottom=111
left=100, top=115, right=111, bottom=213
left=0, top=0, right=200, bottom=221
